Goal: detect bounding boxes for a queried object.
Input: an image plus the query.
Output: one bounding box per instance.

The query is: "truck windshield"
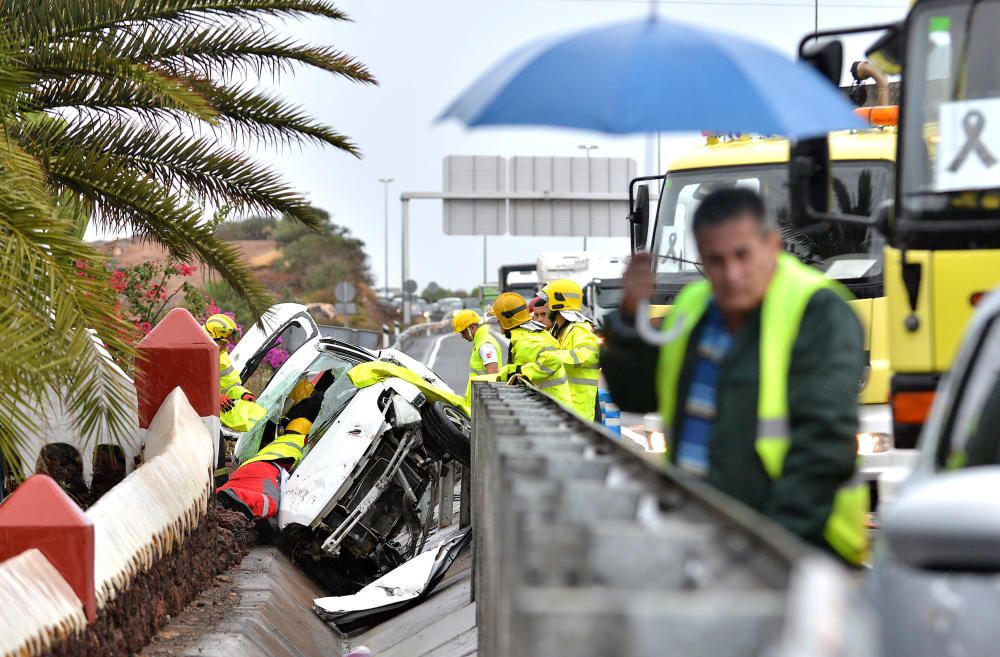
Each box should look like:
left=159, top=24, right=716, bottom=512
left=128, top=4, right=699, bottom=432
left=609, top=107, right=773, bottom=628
left=652, top=162, right=892, bottom=280
left=902, top=0, right=1000, bottom=214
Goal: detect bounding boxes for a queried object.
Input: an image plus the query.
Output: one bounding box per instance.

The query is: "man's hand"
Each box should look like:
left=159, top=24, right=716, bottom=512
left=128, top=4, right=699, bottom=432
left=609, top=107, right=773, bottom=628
left=220, top=394, right=235, bottom=413
left=241, top=392, right=256, bottom=402
left=505, top=365, right=522, bottom=383
left=620, top=252, right=655, bottom=320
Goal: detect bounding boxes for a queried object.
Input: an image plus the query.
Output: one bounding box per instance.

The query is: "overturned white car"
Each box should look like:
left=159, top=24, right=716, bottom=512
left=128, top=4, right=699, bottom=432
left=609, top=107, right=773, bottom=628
left=226, top=304, right=471, bottom=594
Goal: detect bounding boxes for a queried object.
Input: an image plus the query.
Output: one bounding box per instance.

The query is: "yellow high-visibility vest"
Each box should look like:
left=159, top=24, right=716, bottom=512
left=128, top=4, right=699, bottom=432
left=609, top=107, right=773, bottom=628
left=657, top=253, right=869, bottom=565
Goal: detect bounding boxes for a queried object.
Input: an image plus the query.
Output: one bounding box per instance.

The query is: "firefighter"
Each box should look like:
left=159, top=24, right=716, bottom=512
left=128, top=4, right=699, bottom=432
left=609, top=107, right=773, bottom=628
left=539, top=279, right=601, bottom=421
left=215, top=417, right=312, bottom=521
left=490, top=292, right=572, bottom=409
left=530, top=296, right=552, bottom=329
left=204, top=313, right=263, bottom=431
left=453, top=309, right=502, bottom=378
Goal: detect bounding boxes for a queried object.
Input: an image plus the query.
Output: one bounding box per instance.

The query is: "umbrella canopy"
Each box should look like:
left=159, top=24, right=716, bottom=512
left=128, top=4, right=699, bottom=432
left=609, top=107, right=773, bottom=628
left=440, top=16, right=862, bottom=139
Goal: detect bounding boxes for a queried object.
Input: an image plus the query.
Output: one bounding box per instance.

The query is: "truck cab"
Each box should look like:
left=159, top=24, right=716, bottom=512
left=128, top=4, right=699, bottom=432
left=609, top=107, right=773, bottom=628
left=790, top=0, right=1000, bottom=461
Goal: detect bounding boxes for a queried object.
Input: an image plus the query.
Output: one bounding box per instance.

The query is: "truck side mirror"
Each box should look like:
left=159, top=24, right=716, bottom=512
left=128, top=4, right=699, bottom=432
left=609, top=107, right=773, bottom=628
left=788, top=136, right=831, bottom=229
left=630, top=185, right=650, bottom=253
left=800, top=38, right=843, bottom=86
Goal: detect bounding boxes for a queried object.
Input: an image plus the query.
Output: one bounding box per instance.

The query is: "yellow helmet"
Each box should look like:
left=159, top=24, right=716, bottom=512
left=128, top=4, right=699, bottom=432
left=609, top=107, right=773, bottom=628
left=205, top=313, right=238, bottom=342
left=291, top=379, right=315, bottom=404
left=452, top=309, right=482, bottom=334
left=286, top=417, right=313, bottom=436
left=491, top=292, right=531, bottom=331
left=541, top=279, right=583, bottom=312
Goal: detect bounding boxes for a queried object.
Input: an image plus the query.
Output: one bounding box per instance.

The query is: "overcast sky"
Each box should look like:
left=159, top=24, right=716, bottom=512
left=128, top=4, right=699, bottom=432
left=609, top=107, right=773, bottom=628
left=244, top=0, right=907, bottom=290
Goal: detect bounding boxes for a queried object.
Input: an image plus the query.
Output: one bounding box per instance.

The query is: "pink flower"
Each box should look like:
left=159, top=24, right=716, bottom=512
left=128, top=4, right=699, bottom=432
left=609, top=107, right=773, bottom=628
left=264, top=347, right=290, bottom=370
left=178, top=263, right=196, bottom=277
left=138, top=321, right=152, bottom=334
left=110, top=270, right=128, bottom=292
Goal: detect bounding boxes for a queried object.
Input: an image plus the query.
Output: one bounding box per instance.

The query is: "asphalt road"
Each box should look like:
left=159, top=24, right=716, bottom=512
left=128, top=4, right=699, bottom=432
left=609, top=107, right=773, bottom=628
left=403, top=329, right=508, bottom=394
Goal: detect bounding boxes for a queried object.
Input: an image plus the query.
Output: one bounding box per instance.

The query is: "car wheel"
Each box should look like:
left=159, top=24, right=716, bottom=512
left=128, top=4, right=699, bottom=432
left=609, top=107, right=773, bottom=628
left=421, top=401, right=471, bottom=465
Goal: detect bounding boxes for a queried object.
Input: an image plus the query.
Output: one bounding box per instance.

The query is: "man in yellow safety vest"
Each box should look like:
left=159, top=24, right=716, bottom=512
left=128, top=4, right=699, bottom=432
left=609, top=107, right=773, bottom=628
left=539, top=279, right=601, bottom=421
left=490, top=292, right=573, bottom=409
left=453, top=309, right=502, bottom=380
left=602, top=188, right=869, bottom=565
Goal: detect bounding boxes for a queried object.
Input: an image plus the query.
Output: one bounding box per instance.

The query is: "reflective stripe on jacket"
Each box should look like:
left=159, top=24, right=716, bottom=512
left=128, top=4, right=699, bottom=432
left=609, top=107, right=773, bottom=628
left=501, top=326, right=573, bottom=409
left=216, top=461, right=282, bottom=520
left=656, top=253, right=869, bottom=565
left=552, top=320, right=601, bottom=421
left=220, top=349, right=250, bottom=400
left=469, top=324, right=503, bottom=375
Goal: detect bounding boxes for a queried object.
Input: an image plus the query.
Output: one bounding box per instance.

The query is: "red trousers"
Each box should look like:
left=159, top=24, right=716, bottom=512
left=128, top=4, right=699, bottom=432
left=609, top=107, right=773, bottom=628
left=216, top=461, right=282, bottom=520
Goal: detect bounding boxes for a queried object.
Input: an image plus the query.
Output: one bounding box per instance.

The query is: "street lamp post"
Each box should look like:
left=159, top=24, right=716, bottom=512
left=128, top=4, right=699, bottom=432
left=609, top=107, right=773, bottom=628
left=578, top=144, right=598, bottom=251
left=378, top=178, right=394, bottom=299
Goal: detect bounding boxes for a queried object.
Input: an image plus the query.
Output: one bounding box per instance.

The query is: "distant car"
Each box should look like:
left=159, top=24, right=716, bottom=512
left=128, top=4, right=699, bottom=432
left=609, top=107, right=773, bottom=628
left=869, top=286, right=1000, bottom=657
left=430, top=297, right=464, bottom=321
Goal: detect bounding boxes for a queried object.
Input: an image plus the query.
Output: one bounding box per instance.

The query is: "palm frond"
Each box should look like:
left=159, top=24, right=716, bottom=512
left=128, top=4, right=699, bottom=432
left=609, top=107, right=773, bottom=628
left=19, top=119, right=323, bottom=228
left=0, top=0, right=350, bottom=40
left=42, top=147, right=274, bottom=315
left=0, top=132, right=136, bottom=475
left=85, top=23, right=375, bottom=83
left=193, top=79, right=361, bottom=154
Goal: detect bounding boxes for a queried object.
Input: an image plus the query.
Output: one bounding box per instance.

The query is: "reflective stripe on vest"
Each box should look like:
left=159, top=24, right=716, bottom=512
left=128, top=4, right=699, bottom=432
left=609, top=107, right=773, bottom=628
left=656, top=253, right=869, bottom=565
left=220, top=350, right=249, bottom=399
left=243, top=432, right=307, bottom=468
left=469, top=324, right=502, bottom=375
left=510, top=327, right=573, bottom=409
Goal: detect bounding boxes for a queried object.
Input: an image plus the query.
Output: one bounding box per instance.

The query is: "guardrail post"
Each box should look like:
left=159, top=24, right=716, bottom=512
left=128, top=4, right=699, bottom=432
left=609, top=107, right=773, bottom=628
left=135, top=308, right=220, bottom=464
left=0, top=474, right=96, bottom=622
left=459, top=464, right=471, bottom=529
left=439, top=464, right=455, bottom=528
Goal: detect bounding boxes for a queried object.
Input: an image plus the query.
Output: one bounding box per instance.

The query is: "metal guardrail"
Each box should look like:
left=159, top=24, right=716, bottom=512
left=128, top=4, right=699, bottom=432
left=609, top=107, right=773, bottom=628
left=470, top=382, right=875, bottom=657
left=317, top=324, right=382, bottom=350
left=391, top=320, right=451, bottom=352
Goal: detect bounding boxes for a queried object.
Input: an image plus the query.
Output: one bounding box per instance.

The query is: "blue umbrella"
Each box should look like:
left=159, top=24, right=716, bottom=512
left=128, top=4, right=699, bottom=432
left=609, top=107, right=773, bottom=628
left=439, top=16, right=862, bottom=139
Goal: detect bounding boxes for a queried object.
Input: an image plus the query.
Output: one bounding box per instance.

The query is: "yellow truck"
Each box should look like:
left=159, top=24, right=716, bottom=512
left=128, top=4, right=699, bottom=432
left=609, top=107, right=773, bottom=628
left=790, top=0, right=1000, bottom=452
left=628, top=127, right=903, bottom=500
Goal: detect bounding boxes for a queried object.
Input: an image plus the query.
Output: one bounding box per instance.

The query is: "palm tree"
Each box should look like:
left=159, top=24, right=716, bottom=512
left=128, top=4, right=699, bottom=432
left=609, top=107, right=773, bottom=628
left=2, top=0, right=374, bottom=312
left=0, top=1, right=374, bottom=482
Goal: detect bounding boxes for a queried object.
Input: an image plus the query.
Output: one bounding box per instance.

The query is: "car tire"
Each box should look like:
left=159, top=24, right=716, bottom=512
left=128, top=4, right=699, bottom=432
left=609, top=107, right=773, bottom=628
left=421, top=401, right=471, bottom=465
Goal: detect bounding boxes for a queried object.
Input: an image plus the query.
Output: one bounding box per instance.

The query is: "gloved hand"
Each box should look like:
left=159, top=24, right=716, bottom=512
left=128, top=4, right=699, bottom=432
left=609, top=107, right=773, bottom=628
left=505, top=366, right=523, bottom=383
left=241, top=392, right=256, bottom=402
left=220, top=394, right=235, bottom=413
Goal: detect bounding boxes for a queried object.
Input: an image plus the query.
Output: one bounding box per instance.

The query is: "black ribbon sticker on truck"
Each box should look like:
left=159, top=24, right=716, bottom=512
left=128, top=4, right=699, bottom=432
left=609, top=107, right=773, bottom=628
left=947, top=110, right=998, bottom=173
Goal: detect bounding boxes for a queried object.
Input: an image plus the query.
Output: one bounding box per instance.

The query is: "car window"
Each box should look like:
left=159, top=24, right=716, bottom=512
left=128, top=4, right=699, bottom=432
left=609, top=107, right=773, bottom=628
left=237, top=347, right=354, bottom=463
left=939, top=315, right=1000, bottom=469
left=306, top=375, right=361, bottom=456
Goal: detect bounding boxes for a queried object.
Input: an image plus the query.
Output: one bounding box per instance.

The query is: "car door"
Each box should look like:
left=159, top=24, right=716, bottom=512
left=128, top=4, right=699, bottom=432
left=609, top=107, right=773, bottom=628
left=229, top=303, right=320, bottom=384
